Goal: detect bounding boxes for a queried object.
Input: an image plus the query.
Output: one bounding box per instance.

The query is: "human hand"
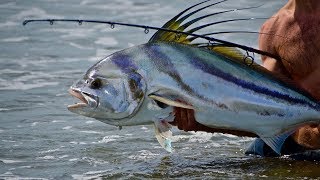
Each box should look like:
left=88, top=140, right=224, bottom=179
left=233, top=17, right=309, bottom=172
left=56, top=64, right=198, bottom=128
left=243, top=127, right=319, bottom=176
left=292, top=124, right=320, bottom=149
left=171, top=106, right=257, bottom=137
left=170, top=106, right=217, bottom=133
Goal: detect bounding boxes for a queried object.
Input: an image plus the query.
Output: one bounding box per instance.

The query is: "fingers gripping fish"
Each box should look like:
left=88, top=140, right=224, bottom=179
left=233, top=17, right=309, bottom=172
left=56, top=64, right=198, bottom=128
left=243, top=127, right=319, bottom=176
left=24, top=1, right=320, bottom=154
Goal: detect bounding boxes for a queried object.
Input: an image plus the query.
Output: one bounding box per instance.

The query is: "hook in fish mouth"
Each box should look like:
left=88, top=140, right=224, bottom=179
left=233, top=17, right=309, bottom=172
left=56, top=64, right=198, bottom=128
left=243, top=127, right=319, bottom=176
left=67, top=88, right=99, bottom=110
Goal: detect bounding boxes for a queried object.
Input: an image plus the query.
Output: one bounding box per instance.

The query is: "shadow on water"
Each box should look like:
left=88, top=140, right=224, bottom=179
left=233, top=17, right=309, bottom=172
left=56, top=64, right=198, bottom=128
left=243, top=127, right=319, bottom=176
left=98, top=153, right=320, bottom=179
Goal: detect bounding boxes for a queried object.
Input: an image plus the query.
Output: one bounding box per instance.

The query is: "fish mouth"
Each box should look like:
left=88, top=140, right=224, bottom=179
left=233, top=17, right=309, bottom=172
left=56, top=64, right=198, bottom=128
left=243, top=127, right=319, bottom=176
left=67, top=88, right=98, bottom=110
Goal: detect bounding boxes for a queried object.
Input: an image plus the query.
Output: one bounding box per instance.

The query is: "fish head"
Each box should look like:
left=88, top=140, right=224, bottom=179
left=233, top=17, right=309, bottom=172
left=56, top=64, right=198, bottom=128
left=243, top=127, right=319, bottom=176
left=68, top=56, right=146, bottom=126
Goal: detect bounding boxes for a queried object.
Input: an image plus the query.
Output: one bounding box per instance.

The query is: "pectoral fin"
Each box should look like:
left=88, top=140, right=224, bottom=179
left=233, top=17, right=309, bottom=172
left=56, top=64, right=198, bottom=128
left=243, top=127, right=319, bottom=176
left=245, top=138, right=265, bottom=156
left=148, top=94, right=194, bottom=110
left=153, top=113, right=175, bottom=153
left=259, top=131, right=294, bottom=155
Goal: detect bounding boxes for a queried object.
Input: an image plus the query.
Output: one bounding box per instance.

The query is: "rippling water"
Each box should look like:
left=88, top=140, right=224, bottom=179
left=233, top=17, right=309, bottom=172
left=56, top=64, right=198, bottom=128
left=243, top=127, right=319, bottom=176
left=1, top=0, right=320, bottom=179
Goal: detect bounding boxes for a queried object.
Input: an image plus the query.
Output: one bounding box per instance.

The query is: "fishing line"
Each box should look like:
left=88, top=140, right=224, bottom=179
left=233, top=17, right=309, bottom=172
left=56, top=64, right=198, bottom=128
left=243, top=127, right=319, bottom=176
left=179, top=5, right=264, bottom=31
left=23, top=18, right=280, bottom=61
left=151, top=3, right=266, bottom=44
left=188, top=30, right=288, bottom=43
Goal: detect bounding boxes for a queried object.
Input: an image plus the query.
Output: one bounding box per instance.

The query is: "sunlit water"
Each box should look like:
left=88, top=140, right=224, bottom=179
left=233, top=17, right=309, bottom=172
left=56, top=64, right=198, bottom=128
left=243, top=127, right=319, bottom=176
left=1, top=0, right=320, bottom=179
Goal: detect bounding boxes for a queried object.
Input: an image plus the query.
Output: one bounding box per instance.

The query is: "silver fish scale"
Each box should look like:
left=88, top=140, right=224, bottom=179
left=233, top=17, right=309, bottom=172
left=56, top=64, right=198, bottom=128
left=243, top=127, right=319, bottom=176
left=104, top=42, right=320, bottom=136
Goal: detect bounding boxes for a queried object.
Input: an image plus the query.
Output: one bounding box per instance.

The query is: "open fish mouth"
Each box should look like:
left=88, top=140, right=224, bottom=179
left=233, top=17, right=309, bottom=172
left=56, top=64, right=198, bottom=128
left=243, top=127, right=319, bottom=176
left=67, top=88, right=98, bottom=110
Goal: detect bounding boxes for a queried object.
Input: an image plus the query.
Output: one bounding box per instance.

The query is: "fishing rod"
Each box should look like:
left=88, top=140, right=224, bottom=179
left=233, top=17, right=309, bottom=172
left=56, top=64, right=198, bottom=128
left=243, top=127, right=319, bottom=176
left=23, top=18, right=281, bottom=61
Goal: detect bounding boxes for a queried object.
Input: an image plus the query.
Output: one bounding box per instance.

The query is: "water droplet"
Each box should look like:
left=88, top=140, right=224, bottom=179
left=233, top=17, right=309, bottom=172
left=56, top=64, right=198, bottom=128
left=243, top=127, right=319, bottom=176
left=110, top=23, right=115, bottom=29
left=78, top=20, right=83, bottom=25
left=50, top=20, right=54, bottom=25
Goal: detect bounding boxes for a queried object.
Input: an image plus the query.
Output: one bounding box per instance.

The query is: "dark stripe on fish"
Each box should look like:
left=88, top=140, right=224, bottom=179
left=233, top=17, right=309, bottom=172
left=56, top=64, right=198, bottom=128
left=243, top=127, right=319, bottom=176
left=186, top=49, right=318, bottom=110
left=144, top=44, right=220, bottom=107
left=111, top=54, right=138, bottom=74
left=111, top=54, right=144, bottom=100
left=145, top=44, right=193, bottom=92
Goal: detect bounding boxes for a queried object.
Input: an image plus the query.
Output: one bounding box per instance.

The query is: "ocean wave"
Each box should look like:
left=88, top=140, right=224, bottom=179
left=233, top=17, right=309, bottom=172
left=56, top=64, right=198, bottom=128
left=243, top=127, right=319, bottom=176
left=1, top=36, right=30, bottom=43
left=0, top=108, right=10, bottom=112
left=80, top=0, right=133, bottom=10
left=69, top=42, right=94, bottom=50
left=0, top=159, right=24, bottom=164
left=0, top=69, right=60, bottom=90
left=58, top=28, right=95, bottom=39
left=36, top=156, right=55, bottom=160
left=39, top=148, right=61, bottom=154
left=58, top=155, right=69, bottom=159
left=31, top=122, right=39, bottom=127
left=51, top=120, right=66, bottom=123
left=97, top=135, right=121, bottom=143
left=11, top=7, right=63, bottom=20
left=187, top=132, right=214, bottom=143
left=0, top=21, right=18, bottom=28
left=70, top=141, right=88, bottom=145
left=80, top=130, right=103, bottom=134
left=72, top=169, right=112, bottom=180
left=0, top=172, right=48, bottom=180
left=127, top=150, right=159, bottom=160
left=80, top=156, right=108, bottom=167
left=0, top=2, right=16, bottom=8
left=85, top=120, right=95, bottom=124
left=62, top=126, right=72, bottom=130
left=0, top=81, right=59, bottom=90
left=94, top=37, right=118, bottom=46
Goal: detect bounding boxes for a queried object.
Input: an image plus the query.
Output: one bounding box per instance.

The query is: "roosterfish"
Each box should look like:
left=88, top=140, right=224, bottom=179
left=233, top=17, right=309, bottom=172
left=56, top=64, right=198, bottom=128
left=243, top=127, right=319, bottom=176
left=24, top=0, right=320, bottom=154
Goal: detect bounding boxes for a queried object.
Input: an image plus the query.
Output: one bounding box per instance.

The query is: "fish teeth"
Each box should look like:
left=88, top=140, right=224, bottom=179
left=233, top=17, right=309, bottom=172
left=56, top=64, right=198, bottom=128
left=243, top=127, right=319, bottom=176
left=67, top=103, right=87, bottom=109
left=81, top=92, right=98, bottom=108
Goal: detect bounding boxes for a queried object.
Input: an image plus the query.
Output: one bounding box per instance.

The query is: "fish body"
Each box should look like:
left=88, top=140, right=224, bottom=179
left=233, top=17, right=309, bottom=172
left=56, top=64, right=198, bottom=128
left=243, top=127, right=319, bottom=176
left=65, top=1, right=320, bottom=154
left=68, top=42, right=320, bottom=154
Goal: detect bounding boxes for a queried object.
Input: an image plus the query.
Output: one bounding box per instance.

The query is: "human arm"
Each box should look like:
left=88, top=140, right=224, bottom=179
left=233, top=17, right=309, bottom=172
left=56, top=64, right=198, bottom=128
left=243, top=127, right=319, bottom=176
left=259, top=16, right=320, bottom=151
left=171, top=106, right=257, bottom=136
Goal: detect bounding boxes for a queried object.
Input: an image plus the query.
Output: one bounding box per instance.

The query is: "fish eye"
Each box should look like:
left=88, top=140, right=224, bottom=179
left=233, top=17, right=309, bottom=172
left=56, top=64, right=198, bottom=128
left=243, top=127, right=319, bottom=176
left=90, top=78, right=102, bottom=89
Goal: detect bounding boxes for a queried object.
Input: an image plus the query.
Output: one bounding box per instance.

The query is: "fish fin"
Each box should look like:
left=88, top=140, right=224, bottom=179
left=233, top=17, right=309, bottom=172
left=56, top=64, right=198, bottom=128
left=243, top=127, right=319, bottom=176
left=259, top=131, right=294, bottom=155
left=209, top=46, right=246, bottom=61
left=149, top=0, right=213, bottom=42
left=148, top=94, right=194, bottom=110
left=245, top=138, right=265, bottom=156
left=149, top=0, right=223, bottom=43
left=154, top=114, right=175, bottom=153
left=146, top=0, right=283, bottom=73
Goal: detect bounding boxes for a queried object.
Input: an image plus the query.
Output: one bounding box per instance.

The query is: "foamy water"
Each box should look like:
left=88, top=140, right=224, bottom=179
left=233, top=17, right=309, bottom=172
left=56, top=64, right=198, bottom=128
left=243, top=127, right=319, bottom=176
left=2, top=0, right=320, bottom=179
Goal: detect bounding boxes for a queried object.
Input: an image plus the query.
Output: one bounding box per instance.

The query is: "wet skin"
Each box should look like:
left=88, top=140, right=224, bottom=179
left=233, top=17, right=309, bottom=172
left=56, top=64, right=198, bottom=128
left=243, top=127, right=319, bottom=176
left=260, top=0, right=320, bottom=149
